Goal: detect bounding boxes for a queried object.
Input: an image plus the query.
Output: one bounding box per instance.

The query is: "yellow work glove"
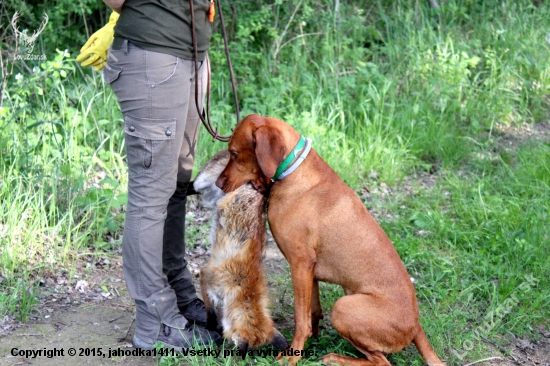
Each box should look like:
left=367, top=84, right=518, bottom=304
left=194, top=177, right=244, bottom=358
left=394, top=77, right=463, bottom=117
left=76, top=12, right=119, bottom=71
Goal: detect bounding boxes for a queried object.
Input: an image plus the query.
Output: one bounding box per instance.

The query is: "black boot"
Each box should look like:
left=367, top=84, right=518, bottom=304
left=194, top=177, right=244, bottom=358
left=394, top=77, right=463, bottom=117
left=179, top=298, right=208, bottom=327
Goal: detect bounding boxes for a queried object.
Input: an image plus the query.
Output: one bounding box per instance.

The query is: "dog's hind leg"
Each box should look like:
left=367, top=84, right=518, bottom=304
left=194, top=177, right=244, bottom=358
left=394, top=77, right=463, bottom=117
left=321, top=351, right=391, bottom=366
left=321, top=293, right=417, bottom=366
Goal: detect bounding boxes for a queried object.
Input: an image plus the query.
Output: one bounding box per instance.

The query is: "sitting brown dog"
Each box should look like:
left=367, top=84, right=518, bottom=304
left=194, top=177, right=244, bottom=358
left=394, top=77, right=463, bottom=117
left=194, top=150, right=288, bottom=354
left=215, top=115, right=446, bottom=366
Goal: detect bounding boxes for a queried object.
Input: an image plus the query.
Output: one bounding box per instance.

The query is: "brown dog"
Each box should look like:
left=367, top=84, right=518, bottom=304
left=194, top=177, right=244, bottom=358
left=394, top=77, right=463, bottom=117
left=216, top=114, right=446, bottom=366
left=195, top=151, right=288, bottom=354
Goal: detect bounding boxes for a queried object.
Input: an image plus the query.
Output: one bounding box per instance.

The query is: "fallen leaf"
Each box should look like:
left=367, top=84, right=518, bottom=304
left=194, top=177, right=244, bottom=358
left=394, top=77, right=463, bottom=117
left=75, top=280, right=89, bottom=293
left=517, top=338, right=535, bottom=351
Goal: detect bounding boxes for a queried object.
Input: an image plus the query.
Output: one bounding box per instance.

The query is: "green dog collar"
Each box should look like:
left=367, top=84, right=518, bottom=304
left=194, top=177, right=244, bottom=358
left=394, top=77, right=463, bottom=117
left=272, top=136, right=306, bottom=182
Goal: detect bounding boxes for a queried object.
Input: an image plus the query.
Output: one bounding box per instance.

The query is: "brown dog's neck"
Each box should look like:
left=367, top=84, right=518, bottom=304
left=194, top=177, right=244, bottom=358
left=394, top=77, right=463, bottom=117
left=269, top=149, right=334, bottom=199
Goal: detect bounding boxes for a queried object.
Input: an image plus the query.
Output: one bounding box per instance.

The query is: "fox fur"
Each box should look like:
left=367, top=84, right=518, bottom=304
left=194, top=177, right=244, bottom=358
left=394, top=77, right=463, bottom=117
left=194, top=150, right=288, bottom=353
left=193, top=150, right=230, bottom=245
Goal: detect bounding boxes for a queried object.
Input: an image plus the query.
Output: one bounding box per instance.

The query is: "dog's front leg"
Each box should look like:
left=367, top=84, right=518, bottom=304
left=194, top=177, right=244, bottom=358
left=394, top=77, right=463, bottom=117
left=277, top=256, right=316, bottom=366
left=311, top=280, right=323, bottom=337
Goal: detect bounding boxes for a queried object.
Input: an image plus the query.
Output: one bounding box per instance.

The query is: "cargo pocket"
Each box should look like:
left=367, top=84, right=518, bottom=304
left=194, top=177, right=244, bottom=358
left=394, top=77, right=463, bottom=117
left=124, top=114, right=176, bottom=176
left=103, top=63, right=122, bottom=84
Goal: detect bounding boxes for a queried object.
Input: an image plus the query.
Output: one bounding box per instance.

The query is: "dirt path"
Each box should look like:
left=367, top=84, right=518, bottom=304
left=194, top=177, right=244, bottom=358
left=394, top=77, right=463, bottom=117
left=0, top=263, right=143, bottom=365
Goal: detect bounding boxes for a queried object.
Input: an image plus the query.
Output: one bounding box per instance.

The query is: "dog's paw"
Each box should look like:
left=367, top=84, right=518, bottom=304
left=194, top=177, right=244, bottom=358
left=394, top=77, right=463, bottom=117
left=319, top=353, right=338, bottom=365
left=276, top=353, right=301, bottom=366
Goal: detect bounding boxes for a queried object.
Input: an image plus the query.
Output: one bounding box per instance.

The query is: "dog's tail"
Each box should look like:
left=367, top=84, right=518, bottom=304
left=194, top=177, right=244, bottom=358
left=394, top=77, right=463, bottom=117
left=413, top=327, right=446, bottom=366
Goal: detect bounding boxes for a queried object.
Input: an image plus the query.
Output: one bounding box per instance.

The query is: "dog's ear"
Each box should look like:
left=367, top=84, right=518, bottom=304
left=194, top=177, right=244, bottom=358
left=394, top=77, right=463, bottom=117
left=254, top=126, right=286, bottom=179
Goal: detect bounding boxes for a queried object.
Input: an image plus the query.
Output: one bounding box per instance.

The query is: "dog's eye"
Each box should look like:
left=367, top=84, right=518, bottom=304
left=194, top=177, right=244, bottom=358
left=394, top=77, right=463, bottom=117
left=230, top=151, right=238, bottom=159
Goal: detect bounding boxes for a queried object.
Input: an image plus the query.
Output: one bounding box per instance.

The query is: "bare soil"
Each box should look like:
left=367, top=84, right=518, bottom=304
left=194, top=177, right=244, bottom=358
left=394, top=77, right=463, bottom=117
left=1, top=121, right=549, bottom=366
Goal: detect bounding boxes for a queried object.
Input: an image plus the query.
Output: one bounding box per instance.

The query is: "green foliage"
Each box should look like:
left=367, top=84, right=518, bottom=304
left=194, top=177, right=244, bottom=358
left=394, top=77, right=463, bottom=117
left=381, top=141, right=550, bottom=364
left=1, top=49, right=126, bottom=283
left=198, top=0, right=550, bottom=184
left=0, top=279, right=38, bottom=322
left=6, top=0, right=109, bottom=60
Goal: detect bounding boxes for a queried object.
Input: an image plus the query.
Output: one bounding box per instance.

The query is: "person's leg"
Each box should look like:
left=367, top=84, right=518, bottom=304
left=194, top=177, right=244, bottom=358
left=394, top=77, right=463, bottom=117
left=104, top=40, right=218, bottom=348
left=163, top=56, right=208, bottom=327
left=162, top=56, right=208, bottom=324
left=163, top=181, right=196, bottom=307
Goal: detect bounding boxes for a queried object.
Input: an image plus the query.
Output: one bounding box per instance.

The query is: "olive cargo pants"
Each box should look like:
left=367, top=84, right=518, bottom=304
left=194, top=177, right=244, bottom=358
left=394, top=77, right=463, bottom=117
left=104, top=39, right=206, bottom=345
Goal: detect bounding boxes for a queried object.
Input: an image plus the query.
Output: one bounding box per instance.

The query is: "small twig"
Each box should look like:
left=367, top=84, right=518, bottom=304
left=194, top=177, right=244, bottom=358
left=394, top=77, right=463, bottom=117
left=273, top=0, right=304, bottom=60
left=463, top=356, right=503, bottom=366
left=109, top=302, right=134, bottom=311
left=298, top=22, right=305, bottom=46
left=278, top=32, right=323, bottom=52
left=113, top=287, right=120, bottom=297
left=16, top=333, right=43, bottom=337
left=79, top=2, right=90, bottom=39
left=104, top=342, right=131, bottom=347
left=279, top=287, right=287, bottom=318
left=481, top=336, right=499, bottom=348
left=334, top=0, right=340, bottom=29
left=117, top=314, right=135, bottom=342
left=0, top=51, right=6, bottom=107
left=109, top=315, right=124, bottom=323
left=338, top=70, right=358, bottom=77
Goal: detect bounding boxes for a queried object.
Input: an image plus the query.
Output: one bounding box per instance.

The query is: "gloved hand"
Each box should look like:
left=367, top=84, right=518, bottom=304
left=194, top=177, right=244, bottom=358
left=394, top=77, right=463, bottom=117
left=76, top=12, right=119, bottom=71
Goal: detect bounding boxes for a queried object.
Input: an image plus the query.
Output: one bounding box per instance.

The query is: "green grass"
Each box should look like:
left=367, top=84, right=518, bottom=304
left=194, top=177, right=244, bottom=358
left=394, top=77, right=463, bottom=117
left=378, top=141, right=550, bottom=364
left=1, top=0, right=549, bottom=364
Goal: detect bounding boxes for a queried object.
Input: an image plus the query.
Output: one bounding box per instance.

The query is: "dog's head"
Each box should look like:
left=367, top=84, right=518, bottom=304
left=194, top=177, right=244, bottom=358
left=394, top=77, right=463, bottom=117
left=216, top=114, right=301, bottom=193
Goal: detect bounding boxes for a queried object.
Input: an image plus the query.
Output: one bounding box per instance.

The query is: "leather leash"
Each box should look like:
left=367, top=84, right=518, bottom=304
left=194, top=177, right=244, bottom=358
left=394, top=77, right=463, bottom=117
left=189, top=0, right=239, bottom=142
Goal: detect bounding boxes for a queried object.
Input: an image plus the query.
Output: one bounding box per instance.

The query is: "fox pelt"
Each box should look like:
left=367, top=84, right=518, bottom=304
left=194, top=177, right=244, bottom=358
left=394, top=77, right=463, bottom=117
left=194, top=150, right=288, bottom=353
